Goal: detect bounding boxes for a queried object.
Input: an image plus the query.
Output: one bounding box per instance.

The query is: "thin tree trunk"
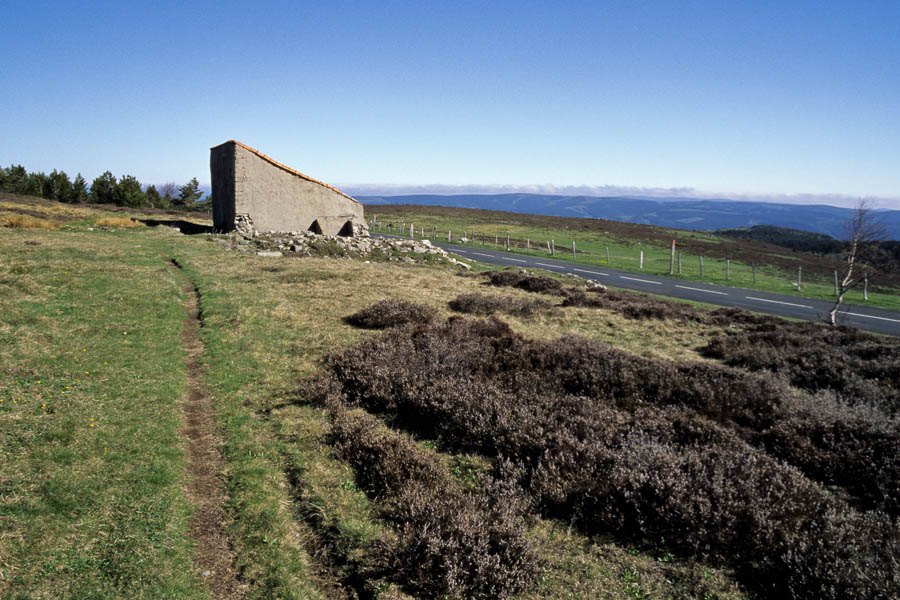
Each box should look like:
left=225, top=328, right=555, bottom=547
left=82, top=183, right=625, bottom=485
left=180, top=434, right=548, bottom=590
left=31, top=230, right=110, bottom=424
left=830, top=239, right=858, bottom=325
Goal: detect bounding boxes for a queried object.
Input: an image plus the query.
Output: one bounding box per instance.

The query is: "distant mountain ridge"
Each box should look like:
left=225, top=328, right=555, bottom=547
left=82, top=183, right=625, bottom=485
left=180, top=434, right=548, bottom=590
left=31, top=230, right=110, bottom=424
left=357, top=193, right=900, bottom=240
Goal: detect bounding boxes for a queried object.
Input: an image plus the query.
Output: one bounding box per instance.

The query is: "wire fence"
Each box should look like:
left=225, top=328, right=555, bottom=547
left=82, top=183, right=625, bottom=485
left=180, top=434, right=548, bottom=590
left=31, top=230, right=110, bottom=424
left=370, top=220, right=877, bottom=300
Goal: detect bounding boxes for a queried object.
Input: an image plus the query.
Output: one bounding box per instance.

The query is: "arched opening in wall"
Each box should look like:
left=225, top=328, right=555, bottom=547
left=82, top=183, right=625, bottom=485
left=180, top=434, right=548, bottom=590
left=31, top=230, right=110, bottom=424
left=308, top=220, right=324, bottom=235
left=337, top=220, right=355, bottom=237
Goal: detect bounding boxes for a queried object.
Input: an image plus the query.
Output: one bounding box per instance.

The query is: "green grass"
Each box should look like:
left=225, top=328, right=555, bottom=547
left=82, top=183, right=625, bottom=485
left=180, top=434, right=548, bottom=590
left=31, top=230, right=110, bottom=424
left=0, top=195, right=766, bottom=599
left=367, top=209, right=900, bottom=311
left=0, top=228, right=204, bottom=599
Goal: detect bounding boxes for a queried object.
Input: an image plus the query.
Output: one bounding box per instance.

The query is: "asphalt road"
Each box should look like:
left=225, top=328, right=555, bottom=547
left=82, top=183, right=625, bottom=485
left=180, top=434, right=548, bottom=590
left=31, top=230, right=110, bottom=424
left=377, top=234, right=900, bottom=337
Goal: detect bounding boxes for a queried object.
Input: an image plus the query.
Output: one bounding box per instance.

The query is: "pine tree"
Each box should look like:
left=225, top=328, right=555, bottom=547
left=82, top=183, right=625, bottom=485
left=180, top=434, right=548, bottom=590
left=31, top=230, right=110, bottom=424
left=71, top=174, right=88, bottom=203
left=48, top=169, right=73, bottom=202
left=176, top=177, right=202, bottom=208
left=114, top=175, right=147, bottom=208
left=90, top=171, right=117, bottom=203
left=1, top=165, right=32, bottom=194
left=145, top=185, right=163, bottom=208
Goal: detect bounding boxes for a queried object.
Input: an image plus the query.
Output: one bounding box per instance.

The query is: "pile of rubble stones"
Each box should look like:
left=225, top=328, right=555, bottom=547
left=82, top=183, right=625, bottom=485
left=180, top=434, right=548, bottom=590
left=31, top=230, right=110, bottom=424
left=213, top=224, right=471, bottom=269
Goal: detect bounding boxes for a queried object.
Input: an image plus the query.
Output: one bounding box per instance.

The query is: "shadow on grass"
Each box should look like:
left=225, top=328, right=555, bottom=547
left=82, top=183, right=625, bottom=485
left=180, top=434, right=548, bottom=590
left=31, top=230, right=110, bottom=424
left=140, top=219, right=215, bottom=235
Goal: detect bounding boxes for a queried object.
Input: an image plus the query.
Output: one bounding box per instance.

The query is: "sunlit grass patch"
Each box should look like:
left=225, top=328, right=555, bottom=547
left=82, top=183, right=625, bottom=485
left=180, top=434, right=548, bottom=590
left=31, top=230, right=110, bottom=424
left=93, top=216, right=146, bottom=228
left=0, top=212, right=60, bottom=229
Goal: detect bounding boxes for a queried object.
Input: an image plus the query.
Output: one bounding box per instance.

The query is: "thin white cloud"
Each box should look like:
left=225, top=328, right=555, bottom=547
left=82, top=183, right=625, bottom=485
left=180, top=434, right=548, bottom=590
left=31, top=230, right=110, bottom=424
left=339, top=183, right=900, bottom=210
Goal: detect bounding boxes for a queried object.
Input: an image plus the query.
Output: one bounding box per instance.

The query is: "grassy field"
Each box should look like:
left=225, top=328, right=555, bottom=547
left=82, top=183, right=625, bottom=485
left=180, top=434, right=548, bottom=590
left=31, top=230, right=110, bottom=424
left=365, top=204, right=900, bottom=310
left=3, top=194, right=897, bottom=599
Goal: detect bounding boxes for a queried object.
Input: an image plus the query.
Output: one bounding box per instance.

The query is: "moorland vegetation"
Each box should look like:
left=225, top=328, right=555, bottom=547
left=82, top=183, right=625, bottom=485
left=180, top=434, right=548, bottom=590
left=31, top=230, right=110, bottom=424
left=2, top=192, right=898, bottom=600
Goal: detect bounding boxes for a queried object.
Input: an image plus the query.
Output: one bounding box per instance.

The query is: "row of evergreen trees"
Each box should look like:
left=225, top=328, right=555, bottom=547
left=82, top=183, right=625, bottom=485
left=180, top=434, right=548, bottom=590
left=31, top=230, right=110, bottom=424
left=0, top=164, right=206, bottom=210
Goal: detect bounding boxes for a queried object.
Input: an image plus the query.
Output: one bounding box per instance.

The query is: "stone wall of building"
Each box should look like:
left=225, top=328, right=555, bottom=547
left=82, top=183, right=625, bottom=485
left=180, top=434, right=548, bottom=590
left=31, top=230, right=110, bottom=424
left=211, top=140, right=366, bottom=235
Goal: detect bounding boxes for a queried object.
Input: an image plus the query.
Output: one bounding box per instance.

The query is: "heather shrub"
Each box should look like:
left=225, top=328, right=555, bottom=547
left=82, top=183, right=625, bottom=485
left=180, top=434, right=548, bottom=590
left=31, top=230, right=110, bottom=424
left=328, top=405, right=537, bottom=599
left=707, top=306, right=784, bottom=328
left=759, top=392, right=900, bottom=515
left=485, top=270, right=566, bottom=295
left=329, top=406, right=447, bottom=495
left=562, top=288, right=706, bottom=321
left=386, top=482, right=536, bottom=600
left=320, top=316, right=900, bottom=599
left=449, top=292, right=552, bottom=318
left=343, top=299, right=437, bottom=329
left=703, top=327, right=900, bottom=414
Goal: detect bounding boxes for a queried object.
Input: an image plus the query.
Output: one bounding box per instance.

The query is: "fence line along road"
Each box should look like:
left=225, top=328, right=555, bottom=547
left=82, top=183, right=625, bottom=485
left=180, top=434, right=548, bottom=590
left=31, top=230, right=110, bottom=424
left=374, top=233, right=900, bottom=337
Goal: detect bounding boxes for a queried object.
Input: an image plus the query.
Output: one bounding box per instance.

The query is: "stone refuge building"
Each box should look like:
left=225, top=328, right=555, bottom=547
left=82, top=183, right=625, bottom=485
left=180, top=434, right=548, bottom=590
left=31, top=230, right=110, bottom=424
left=210, top=140, right=367, bottom=235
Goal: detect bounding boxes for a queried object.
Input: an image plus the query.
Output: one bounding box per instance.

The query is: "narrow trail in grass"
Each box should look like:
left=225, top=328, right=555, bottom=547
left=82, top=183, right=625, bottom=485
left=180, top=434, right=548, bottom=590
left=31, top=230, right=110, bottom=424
left=171, top=259, right=246, bottom=599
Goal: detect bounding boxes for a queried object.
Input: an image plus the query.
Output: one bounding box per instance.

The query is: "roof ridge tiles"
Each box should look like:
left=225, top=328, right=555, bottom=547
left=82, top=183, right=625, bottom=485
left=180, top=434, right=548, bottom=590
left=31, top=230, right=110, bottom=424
left=211, top=140, right=357, bottom=203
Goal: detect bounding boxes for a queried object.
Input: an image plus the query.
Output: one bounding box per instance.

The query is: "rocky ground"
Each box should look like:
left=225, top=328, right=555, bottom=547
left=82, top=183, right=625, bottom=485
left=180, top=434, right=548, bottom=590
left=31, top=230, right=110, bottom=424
left=212, top=226, right=473, bottom=269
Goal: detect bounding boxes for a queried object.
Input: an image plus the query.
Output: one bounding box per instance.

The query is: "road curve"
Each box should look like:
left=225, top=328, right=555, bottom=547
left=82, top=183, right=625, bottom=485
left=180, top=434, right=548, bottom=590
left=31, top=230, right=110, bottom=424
left=376, top=234, right=900, bottom=337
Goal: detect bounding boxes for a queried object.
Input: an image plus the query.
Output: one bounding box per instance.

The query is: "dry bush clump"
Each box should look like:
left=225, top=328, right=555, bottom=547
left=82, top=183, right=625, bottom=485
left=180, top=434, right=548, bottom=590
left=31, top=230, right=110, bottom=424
left=0, top=213, right=59, bottom=230
left=321, top=316, right=899, bottom=599
left=703, top=324, right=900, bottom=414
left=325, top=404, right=537, bottom=600
left=94, top=216, right=146, bottom=228
left=562, top=288, right=707, bottom=321
left=449, top=292, right=552, bottom=318
left=484, top=270, right=809, bottom=329
left=486, top=271, right=566, bottom=295
left=759, top=392, right=900, bottom=515
left=344, top=299, right=437, bottom=329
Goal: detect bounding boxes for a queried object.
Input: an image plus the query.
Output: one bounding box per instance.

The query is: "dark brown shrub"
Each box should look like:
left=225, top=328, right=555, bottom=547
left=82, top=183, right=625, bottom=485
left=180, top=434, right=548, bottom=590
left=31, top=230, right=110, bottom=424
left=387, top=482, right=536, bottom=600
left=328, top=406, right=537, bottom=599
left=449, top=292, right=552, bottom=318
left=485, top=270, right=566, bottom=295
left=329, top=406, right=448, bottom=495
left=320, top=316, right=900, bottom=599
left=703, top=327, right=900, bottom=414
left=344, top=299, right=437, bottom=329
left=562, top=289, right=707, bottom=321
left=759, top=393, right=900, bottom=515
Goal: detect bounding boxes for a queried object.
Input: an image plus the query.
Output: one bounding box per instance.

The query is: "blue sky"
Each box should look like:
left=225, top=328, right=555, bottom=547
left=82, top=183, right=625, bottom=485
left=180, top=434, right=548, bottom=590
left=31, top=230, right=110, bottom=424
left=2, top=1, right=899, bottom=208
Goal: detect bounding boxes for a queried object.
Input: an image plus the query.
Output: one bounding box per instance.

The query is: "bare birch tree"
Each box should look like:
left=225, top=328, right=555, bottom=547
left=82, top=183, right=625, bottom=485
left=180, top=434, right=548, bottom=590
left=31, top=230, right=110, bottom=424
left=829, top=200, right=887, bottom=325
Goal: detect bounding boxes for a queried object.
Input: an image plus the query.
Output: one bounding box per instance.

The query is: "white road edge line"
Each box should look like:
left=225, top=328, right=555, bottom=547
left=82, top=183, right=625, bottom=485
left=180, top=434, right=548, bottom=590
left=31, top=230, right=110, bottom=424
left=536, top=262, right=562, bottom=268
left=620, top=276, right=662, bottom=285
left=745, top=296, right=813, bottom=309
left=505, top=258, right=527, bottom=263
left=844, top=312, right=900, bottom=324
left=573, top=268, right=609, bottom=276
left=473, top=252, right=494, bottom=257
left=675, top=285, right=728, bottom=296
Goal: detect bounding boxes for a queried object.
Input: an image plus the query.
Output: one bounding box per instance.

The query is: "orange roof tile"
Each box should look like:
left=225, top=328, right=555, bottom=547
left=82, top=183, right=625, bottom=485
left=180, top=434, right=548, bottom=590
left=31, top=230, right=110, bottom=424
left=211, top=140, right=358, bottom=204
